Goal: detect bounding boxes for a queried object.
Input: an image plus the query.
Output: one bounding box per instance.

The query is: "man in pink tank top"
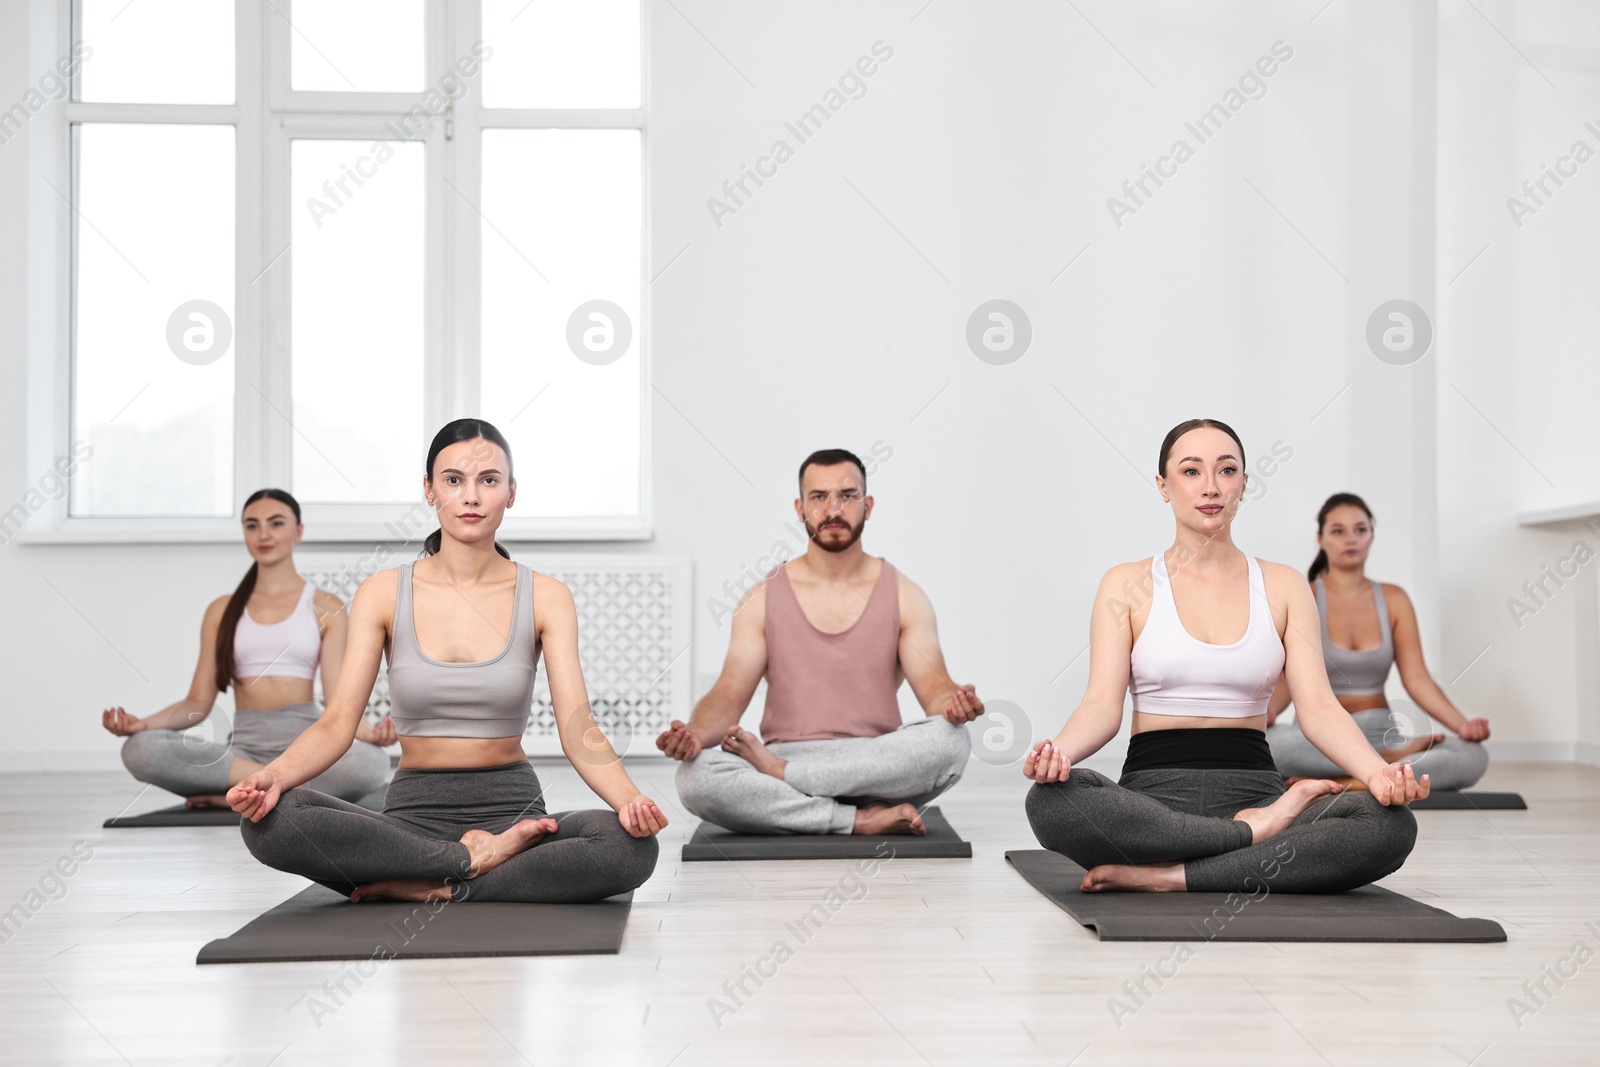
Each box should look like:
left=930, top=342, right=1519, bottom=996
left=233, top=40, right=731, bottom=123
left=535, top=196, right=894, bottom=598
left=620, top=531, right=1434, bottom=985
left=656, top=450, right=983, bottom=835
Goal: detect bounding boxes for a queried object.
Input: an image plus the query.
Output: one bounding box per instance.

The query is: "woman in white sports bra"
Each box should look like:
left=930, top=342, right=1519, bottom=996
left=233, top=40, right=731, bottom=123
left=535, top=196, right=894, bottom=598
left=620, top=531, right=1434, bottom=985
left=229, top=420, right=664, bottom=904
left=1022, top=419, right=1428, bottom=894
left=1266, top=492, right=1490, bottom=790
left=101, top=489, right=393, bottom=807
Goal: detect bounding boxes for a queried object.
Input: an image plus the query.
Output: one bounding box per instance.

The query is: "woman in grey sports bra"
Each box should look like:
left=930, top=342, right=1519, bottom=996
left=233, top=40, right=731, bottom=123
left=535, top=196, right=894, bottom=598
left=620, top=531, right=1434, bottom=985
left=1265, top=493, right=1490, bottom=791
left=228, top=420, right=664, bottom=904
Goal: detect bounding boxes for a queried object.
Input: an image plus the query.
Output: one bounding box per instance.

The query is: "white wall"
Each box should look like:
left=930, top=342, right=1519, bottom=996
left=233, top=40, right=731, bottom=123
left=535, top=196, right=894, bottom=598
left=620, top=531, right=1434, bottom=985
left=1436, top=0, right=1600, bottom=761
left=0, top=0, right=1588, bottom=768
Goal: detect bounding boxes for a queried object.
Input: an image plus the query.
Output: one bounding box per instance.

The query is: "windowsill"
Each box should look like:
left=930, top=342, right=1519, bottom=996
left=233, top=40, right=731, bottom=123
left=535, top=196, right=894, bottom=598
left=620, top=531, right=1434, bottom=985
left=8, top=518, right=654, bottom=545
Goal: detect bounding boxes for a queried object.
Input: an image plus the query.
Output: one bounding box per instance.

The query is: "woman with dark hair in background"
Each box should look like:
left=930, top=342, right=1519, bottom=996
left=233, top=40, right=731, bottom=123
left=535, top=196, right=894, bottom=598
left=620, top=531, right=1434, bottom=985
left=229, top=419, right=663, bottom=903
left=1265, top=493, right=1490, bottom=790
left=102, top=489, right=394, bottom=806
left=1023, top=419, right=1427, bottom=894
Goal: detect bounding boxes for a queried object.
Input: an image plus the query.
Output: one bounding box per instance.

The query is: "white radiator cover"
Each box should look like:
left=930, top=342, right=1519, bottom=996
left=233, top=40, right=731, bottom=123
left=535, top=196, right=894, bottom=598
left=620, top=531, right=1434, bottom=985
left=294, top=551, right=691, bottom=758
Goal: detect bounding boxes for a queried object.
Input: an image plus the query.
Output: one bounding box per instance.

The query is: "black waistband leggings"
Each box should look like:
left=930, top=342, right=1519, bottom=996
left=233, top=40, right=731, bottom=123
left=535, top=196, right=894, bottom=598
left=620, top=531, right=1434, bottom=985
left=239, top=761, right=658, bottom=903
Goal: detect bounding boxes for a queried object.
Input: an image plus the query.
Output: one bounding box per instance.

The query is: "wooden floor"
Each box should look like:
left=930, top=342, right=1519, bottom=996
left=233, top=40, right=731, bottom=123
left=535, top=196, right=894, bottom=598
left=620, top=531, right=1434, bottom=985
left=1, top=758, right=1596, bottom=1066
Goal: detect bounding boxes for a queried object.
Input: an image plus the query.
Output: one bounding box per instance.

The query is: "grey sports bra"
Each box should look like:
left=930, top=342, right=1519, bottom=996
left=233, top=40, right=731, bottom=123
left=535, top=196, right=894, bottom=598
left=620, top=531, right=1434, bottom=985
left=1314, top=577, right=1394, bottom=697
left=387, top=561, right=540, bottom=738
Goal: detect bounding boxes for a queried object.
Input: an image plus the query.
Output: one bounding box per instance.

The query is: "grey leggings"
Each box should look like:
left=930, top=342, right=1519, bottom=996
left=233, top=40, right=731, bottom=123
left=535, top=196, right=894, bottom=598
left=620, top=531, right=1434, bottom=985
left=1267, top=707, right=1489, bottom=790
left=676, top=716, right=972, bottom=834
left=120, top=702, right=390, bottom=802
left=1025, top=767, right=1418, bottom=893
left=240, top=761, right=658, bottom=903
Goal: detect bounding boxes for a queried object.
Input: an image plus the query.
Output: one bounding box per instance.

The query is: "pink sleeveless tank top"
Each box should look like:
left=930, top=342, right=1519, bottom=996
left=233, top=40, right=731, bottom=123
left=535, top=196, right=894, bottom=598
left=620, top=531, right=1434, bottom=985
left=759, top=559, right=904, bottom=743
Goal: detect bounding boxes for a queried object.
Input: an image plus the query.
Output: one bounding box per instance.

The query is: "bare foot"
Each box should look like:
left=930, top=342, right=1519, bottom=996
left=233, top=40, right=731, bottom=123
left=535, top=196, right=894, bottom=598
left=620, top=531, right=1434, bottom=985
left=185, top=795, right=229, bottom=809
left=1285, top=774, right=1362, bottom=790
left=459, top=817, right=559, bottom=878
left=721, top=727, right=788, bottom=780
left=1082, top=862, right=1185, bottom=893
left=853, top=803, right=926, bottom=836
left=350, top=878, right=452, bottom=903
left=1234, top=779, right=1343, bottom=844
left=1379, top=734, right=1446, bottom=762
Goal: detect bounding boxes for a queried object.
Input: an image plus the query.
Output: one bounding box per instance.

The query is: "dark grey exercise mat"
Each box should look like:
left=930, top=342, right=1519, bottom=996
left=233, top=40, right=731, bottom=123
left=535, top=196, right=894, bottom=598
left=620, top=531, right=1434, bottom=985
left=682, top=806, right=971, bottom=861
left=104, top=787, right=388, bottom=827
left=1005, top=850, right=1505, bottom=943
left=197, top=884, right=634, bottom=964
left=103, top=804, right=243, bottom=828
left=1409, top=790, right=1527, bottom=811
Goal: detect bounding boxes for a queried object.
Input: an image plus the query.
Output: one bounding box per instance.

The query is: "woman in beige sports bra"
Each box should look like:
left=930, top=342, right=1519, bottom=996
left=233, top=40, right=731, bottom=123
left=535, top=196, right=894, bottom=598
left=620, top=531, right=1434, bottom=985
left=1022, top=419, right=1428, bottom=894
left=102, top=489, right=392, bottom=807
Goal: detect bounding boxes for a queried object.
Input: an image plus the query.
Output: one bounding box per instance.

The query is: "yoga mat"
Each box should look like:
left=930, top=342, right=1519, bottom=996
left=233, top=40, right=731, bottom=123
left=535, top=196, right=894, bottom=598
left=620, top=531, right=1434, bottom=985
left=1409, top=790, right=1527, bottom=811
left=103, top=805, right=243, bottom=828
left=682, top=806, right=971, bottom=861
left=1005, top=850, right=1505, bottom=943
left=104, top=787, right=388, bottom=828
left=197, top=884, right=633, bottom=964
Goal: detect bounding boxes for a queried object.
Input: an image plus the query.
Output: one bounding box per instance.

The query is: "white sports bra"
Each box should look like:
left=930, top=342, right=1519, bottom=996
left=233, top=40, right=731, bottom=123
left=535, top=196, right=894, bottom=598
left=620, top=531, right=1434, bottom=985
left=1129, top=552, right=1285, bottom=718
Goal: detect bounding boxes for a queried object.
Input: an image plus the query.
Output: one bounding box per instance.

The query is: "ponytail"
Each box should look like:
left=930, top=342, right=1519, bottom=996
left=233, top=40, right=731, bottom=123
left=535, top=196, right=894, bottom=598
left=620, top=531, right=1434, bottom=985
left=1308, top=549, right=1330, bottom=584
left=215, top=563, right=257, bottom=693
left=1309, top=492, right=1373, bottom=583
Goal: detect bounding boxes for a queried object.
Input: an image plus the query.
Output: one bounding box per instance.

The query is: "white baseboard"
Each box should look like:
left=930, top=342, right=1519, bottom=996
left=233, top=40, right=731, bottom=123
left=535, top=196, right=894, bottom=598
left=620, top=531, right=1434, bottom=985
left=1491, top=741, right=1578, bottom=762
left=0, top=750, right=126, bottom=772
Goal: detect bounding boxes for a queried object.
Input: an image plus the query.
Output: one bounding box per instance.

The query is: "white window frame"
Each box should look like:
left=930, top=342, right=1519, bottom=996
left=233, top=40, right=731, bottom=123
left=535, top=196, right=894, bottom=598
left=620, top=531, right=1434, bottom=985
left=22, top=0, right=652, bottom=544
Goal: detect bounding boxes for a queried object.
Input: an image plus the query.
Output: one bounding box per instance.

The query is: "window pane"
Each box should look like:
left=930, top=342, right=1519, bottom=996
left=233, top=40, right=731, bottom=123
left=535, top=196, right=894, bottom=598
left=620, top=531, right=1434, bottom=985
left=77, top=0, right=234, bottom=104
left=289, top=0, right=425, bottom=93
left=72, top=124, right=235, bottom=517
left=482, top=0, right=641, bottom=109
left=480, top=129, right=640, bottom=517
left=291, top=139, right=425, bottom=503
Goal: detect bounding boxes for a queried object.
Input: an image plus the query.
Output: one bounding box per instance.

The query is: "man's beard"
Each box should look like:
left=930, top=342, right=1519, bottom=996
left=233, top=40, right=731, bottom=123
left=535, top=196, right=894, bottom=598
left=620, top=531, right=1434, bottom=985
left=806, top=515, right=864, bottom=553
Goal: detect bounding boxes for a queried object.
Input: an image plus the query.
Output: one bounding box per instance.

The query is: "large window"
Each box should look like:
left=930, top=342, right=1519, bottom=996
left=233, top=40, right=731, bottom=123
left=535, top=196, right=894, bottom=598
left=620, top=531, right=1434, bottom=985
left=31, top=0, right=648, bottom=541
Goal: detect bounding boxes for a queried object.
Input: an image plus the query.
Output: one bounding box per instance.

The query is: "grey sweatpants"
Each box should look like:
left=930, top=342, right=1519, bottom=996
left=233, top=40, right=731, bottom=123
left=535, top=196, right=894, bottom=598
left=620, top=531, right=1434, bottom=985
left=1267, top=707, right=1489, bottom=790
left=120, top=702, right=391, bottom=802
left=240, top=761, right=657, bottom=903
left=1025, top=766, right=1418, bottom=893
left=676, top=716, right=972, bottom=834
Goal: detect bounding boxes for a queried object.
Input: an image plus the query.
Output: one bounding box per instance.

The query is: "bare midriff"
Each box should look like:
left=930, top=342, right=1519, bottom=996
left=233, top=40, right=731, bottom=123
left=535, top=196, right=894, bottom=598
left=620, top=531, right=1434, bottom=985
left=234, top=676, right=315, bottom=712
left=1132, top=711, right=1270, bottom=734
left=1335, top=692, right=1388, bottom=714
left=397, top=735, right=528, bottom=770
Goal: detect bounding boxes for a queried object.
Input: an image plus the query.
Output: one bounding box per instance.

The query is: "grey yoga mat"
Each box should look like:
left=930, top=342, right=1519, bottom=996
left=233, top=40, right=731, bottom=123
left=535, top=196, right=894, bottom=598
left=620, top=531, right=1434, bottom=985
left=197, top=884, right=634, bottom=964
left=1408, top=790, right=1527, bottom=811
left=1006, top=850, right=1505, bottom=943
left=682, top=805, right=971, bottom=861
left=105, top=786, right=388, bottom=827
